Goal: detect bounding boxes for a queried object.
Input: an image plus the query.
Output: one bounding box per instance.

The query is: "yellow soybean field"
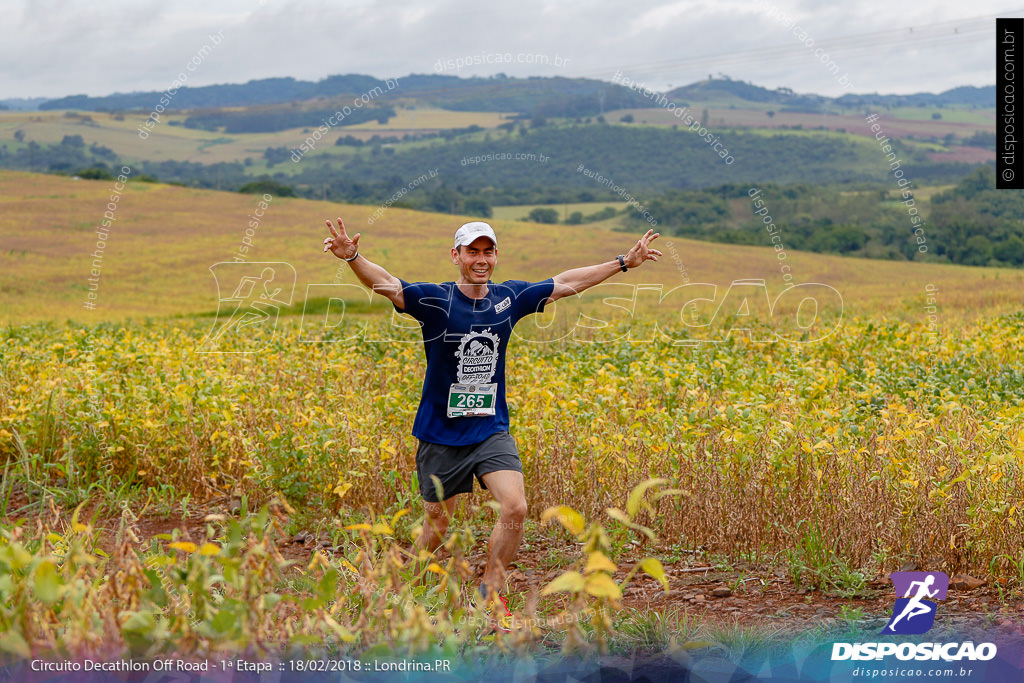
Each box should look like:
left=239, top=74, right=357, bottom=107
left=3, top=313, right=1023, bottom=572
left=1, top=170, right=1023, bottom=658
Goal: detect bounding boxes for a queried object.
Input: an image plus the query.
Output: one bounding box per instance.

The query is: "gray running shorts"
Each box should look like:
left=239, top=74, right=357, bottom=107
left=415, top=431, right=522, bottom=502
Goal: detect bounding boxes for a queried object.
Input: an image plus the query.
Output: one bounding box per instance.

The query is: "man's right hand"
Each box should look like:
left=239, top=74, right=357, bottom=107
left=321, top=217, right=405, bottom=309
left=323, top=217, right=359, bottom=260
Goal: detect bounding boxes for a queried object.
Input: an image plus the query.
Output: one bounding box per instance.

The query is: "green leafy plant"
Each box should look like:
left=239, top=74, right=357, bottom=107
left=539, top=479, right=679, bottom=654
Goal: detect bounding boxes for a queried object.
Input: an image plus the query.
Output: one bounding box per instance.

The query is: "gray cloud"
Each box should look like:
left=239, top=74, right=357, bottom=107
left=0, top=0, right=1009, bottom=100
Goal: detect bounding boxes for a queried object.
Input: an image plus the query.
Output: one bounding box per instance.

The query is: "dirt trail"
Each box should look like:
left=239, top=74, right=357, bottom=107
left=5, top=490, right=1021, bottom=638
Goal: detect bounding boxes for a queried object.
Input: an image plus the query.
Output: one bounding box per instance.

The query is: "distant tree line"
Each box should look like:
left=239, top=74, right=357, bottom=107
left=927, top=167, right=1024, bottom=266
left=39, top=75, right=389, bottom=111
left=0, top=134, right=118, bottom=174
left=631, top=168, right=1022, bottom=267
left=37, top=73, right=994, bottom=119
left=184, top=105, right=396, bottom=133
left=271, top=123, right=979, bottom=205
left=37, top=74, right=653, bottom=118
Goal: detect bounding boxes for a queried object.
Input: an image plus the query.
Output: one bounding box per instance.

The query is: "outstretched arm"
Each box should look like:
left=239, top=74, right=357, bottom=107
left=548, top=229, right=661, bottom=303
left=323, top=217, right=404, bottom=309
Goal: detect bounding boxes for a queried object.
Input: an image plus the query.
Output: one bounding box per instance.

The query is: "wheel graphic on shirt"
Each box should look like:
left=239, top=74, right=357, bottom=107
left=454, top=329, right=500, bottom=383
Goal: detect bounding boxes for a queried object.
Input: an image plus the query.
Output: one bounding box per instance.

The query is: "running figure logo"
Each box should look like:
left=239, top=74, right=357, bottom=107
left=200, top=262, right=296, bottom=353
left=881, top=571, right=949, bottom=635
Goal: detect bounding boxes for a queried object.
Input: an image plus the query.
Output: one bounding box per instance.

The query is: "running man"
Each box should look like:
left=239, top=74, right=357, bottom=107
left=322, top=218, right=661, bottom=603
left=206, top=267, right=285, bottom=345
left=885, top=574, right=939, bottom=632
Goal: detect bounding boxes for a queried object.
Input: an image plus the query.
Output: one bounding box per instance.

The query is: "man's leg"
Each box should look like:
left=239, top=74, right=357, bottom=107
left=415, top=496, right=458, bottom=554
left=479, top=469, right=527, bottom=594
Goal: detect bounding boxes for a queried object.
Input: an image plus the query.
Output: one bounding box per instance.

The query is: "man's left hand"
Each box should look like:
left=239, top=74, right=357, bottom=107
left=624, top=229, right=662, bottom=268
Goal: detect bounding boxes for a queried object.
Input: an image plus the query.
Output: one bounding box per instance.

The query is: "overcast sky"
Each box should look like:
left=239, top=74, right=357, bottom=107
left=1, top=0, right=1019, bottom=100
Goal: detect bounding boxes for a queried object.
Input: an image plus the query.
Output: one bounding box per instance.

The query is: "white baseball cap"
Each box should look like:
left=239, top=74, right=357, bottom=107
left=453, top=221, right=497, bottom=249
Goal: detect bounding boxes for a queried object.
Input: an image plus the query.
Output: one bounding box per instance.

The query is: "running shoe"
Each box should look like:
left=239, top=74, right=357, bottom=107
left=472, top=585, right=515, bottom=633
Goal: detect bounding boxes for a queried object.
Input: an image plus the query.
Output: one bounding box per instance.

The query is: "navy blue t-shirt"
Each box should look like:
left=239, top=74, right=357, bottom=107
left=394, top=278, right=555, bottom=446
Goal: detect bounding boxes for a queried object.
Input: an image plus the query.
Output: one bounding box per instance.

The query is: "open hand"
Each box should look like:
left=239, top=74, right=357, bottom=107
left=323, top=217, right=359, bottom=259
left=623, top=229, right=662, bottom=268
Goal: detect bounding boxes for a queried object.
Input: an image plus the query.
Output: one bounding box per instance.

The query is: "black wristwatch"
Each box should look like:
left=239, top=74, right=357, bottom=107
left=616, top=255, right=627, bottom=272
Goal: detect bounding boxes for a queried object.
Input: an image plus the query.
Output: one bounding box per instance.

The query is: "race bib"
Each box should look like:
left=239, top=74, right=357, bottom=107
left=447, top=383, right=497, bottom=418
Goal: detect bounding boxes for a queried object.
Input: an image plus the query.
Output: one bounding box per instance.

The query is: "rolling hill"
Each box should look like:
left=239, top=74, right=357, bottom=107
left=1, top=170, right=1020, bottom=326
left=34, top=72, right=996, bottom=119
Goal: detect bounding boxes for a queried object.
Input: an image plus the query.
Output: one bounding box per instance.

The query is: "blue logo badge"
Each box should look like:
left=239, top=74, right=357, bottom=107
left=881, top=572, right=949, bottom=635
